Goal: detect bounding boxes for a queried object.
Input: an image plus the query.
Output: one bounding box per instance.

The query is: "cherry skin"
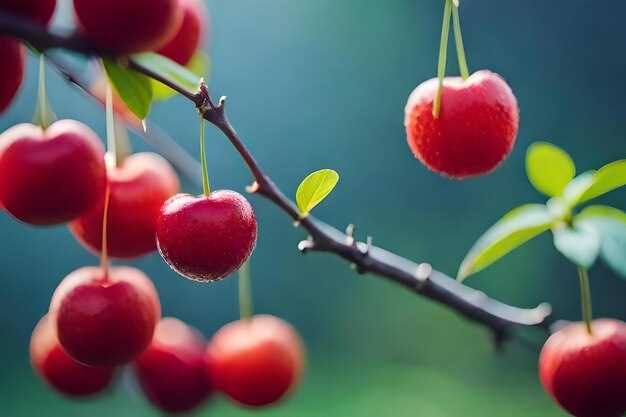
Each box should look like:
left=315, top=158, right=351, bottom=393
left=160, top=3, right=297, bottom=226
left=156, top=190, right=257, bottom=282
left=0, top=120, right=106, bottom=225
left=50, top=266, right=161, bottom=367
left=0, top=36, right=25, bottom=114
left=73, top=0, right=182, bottom=54
left=30, top=314, right=115, bottom=397
left=134, top=317, right=213, bottom=413
left=539, top=319, right=626, bottom=417
left=70, top=153, right=179, bottom=259
left=404, top=70, right=519, bottom=179
left=156, top=0, right=207, bottom=65
left=0, top=0, right=56, bottom=25
left=207, top=315, right=304, bottom=407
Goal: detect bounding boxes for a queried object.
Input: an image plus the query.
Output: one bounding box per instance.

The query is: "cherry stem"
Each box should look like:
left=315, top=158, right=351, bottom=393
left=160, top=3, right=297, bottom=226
left=34, top=55, right=54, bottom=129
left=104, top=80, right=130, bottom=167
left=451, top=3, right=469, bottom=80
left=577, top=267, right=593, bottom=335
left=99, top=183, right=111, bottom=281
left=433, top=0, right=452, bottom=118
left=238, top=260, right=254, bottom=320
left=198, top=115, right=211, bottom=196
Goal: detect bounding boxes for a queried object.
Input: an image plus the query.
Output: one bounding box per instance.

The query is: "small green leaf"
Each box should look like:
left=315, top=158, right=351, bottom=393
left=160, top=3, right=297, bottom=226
left=578, top=160, right=626, bottom=203
left=103, top=59, right=153, bottom=120
left=296, top=169, right=339, bottom=217
left=150, top=52, right=211, bottom=101
left=561, top=171, right=595, bottom=208
left=458, top=204, right=554, bottom=280
left=553, top=224, right=600, bottom=268
left=576, top=206, right=626, bottom=278
left=133, top=52, right=202, bottom=97
left=526, top=142, right=576, bottom=197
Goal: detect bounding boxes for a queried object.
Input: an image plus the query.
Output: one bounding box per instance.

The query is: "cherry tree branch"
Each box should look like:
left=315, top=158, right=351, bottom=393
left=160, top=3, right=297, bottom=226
left=0, top=14, right=554, bottom=344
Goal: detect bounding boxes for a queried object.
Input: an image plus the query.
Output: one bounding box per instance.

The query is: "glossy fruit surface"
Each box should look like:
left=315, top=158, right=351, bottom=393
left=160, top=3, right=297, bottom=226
left=156, top=191, right=257, bottom=282
left=0, top=0, right=57, bottom=25
left=0, top=120, right=106, bottom=225
left=70, top=153, right=179, bottom=259
left=50, top=266, right=161, bottom=366
left=0, top=36, right=25, bottom=113
left=156, top=0, right=206, bottom=65
left=207, top=315, right=304, bottom=407
left=404, top=70, right=518, bottom=179
left=539, top=319, right=626, bottom=417
left=73, top=0, right=182, bottom=53
left=30, top=314, right=115, bottom=397
left=134, top=317, right=212, bottom=413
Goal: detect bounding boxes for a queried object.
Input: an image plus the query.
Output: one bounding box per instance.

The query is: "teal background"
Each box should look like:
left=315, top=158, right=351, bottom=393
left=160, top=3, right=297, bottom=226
left=1, top=1, right=625, bottom=416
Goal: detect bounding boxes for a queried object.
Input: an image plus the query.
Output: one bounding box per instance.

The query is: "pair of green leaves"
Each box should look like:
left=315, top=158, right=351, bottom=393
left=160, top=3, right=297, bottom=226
left=458, top=142, right=626, bottom=281
left=102, top=52, right=209, bottom=120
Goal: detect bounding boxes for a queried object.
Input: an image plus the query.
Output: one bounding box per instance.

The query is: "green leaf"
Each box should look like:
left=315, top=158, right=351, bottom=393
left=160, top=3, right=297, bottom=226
left=132, top=52, right=202, bottom=97
left=578, top=160, right=626, bottom=203
left=103, top=59, right=153, bottom=120
left=576, top=206, right=626, bottom=278
left=553, top=224, right=600, bottom=268
left=458, top=204, right=554, bottom=280
left=561, top=171, right=595, bottom=208
left=150, top=52, right=210, bottom=101
left=526, top=142, right=576, bottom=197
left=296, top=169, right=339, bottom=217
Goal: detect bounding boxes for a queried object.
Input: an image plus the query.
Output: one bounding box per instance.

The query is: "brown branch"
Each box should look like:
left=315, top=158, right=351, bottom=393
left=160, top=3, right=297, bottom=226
left=0, top=13, right=554, bottom=345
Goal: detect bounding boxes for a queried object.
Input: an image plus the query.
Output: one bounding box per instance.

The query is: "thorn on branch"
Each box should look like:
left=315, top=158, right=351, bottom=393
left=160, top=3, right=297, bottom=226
left=415, top=263, right=432, bottom=289
left=345, top=224, right=356, bottom=247
left=246, top=181, right=260, bottom=194
left=298, top=236, right=314, bottom=253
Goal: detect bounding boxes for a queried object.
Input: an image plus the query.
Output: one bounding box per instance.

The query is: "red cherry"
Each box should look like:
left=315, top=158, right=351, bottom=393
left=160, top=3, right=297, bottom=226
left=0, top=120, right=106, bottom=225
left=156, top=0, right=207, bottom=66
left=404, top=70, right=519, bottom=179
left=539, top=319, right=626, bottom=417
left=0, top=36, right=25, bottom=114
left=72, top=0, right=183, bottom=54
left=30, top=314, right=115, bottom=397
left=156, top=191, right=257, bottom=282
left=134, top=317, right=212, bottom=413
left=207, top=315, right=304, bottom=407
left=70, top=153, right=179, bottom=259
left=50, top=266, right=161, bottom=366
left=0, top=0, right=56, bottom=25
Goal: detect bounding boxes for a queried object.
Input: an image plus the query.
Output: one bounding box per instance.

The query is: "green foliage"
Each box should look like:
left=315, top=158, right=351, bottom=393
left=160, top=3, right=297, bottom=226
left=296, top=169, right=339, bottom=217
left=578, top=160, right=626, bottom=203
left=133, top=52, right=204, bottom=99
left=553, top=224, right=600, bottom=268
left=526, top=142, right=575, bottom=197
left=576, top=206, right=626, bottom=278
left=149, top=52, right=210, bottom=101
left=103, top=59, right=153, bottom=120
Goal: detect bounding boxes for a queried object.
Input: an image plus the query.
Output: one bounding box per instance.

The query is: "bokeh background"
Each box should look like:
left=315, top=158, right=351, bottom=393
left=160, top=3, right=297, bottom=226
left=1, top=1, right=625, bottom=416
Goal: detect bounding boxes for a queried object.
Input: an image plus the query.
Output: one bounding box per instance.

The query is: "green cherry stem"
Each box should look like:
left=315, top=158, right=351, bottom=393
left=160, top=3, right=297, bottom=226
left=451, top=3, right=470, bottom=80
left=33, top=55, right=55, bottom=129
left=99, top=183, right=112, bottom=282
left=433, top=0, right=453, bottom=118
left=198, top=114, right=211, bottom=196
left=577, top=267, right=593, bottom=335
left=238, top=260, right=254, bottom=320
left=105, top=81, right=118, bottom=166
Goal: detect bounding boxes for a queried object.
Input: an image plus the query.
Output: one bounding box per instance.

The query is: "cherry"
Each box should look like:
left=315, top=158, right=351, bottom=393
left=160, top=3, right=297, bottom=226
left=539, top=319, right=626, bottom=417
left=50, top=266, right=161, bottom=367
left=70, top=153, right=179, bottom=259
left=0, top=0, right=56, bottom=25
left=134, top=317, right=212, bottom=413
left=207, top=315, right=304, bottom=407
left=156, top=190, right=257, bottom=282
left=0, top=120, right=106, bottom=225
left=156, top=0, right=207, bottom=65
left=0, top=36, right=25, bottom=114
left=30, top=313, right=115, bottom=397
left=404, top=70, right=519, bottom=179
left=72, top=0, right=183, bottom=54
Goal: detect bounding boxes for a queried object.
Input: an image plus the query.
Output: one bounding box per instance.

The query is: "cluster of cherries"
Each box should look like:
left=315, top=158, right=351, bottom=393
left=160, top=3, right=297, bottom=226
left=0, top=0, right=304, bottom=413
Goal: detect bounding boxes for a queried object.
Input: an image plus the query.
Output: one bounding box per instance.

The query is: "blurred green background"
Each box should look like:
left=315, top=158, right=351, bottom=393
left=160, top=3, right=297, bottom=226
left=1, top=1, right=625, bottom=416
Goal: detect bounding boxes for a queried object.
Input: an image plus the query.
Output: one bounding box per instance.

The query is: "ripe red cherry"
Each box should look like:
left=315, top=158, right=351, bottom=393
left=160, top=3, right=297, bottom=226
left=0, top=120, right=106, bottom=225
left=73, top=0, right=183, bottom=54
left=156, top=0, right=207, bottom=65
left=0, top=0, right=56, bottom=25
left=70, top=153, right=179, bottom=259
left=50, top=266, right=161, bottom=366
left=0, top=36, right=25, bottom=114
left=404, top=70, right=519, bottom=179
left=30, top=314, right=115, bottom=397
left=207, top=315, right=304, bottom=407
left=539, top=319, right=626, bottom=417
left=156, top=191, right=257, bottom=282
left=134, top=318, right=212, bottom=413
